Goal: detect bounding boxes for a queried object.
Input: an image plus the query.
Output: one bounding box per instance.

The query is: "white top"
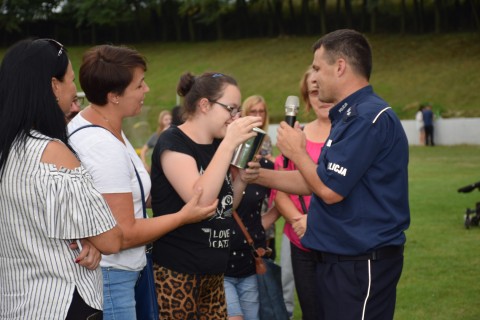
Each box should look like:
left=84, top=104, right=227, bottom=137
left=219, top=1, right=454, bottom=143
left=0, top=131, right=117, bottom=319
left=415, top=110, right=424, bottom=130
left=68, top=114, right=151, bottom=271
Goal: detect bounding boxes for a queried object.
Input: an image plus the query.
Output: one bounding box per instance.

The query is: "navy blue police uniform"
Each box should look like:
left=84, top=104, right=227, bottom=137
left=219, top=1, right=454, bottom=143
left=301, top=85, right=410, bottom=320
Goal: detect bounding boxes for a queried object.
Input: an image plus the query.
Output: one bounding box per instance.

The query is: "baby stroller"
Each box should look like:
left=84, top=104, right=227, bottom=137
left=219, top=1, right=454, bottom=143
left=458, top=181, right=480, bottom=229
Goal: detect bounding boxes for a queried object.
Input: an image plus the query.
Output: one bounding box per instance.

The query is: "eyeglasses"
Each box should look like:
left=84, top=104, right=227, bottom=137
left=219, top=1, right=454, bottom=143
left=248, top=109, right=265, bottom=115
left=209, top=100, right=242, bottom=117
left=72, top=96, right=85, bottom=108
left=38, top=38, right=64, bottom=57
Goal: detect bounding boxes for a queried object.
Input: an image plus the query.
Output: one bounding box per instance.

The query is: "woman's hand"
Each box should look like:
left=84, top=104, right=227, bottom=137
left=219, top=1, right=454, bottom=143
left=224, top=116, right=263, bottom=149
left=178, top=187, right=218, bottom=225
left=292, top=215, right=308, bottom=239
left=70, top=239, right=102, bottom=270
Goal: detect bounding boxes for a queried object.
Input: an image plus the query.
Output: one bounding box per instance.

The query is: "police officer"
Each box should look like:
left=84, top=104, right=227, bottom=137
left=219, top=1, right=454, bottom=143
left=249, top=29, right=410, bottom=320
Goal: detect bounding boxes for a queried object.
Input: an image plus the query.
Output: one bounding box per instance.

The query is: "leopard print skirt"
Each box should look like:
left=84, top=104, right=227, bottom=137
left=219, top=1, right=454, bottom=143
left=153, top=263, right=227, bottom=320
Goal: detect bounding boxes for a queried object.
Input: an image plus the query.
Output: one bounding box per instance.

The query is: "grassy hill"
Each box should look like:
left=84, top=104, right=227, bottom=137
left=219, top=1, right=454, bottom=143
left=2, top=32, right=480, bottom=127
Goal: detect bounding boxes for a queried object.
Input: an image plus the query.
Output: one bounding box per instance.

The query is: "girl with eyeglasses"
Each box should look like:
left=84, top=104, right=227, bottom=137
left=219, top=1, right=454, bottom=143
left=0, top=39, right=123, bottom=319
left=150, top=71, right=262, bottom=319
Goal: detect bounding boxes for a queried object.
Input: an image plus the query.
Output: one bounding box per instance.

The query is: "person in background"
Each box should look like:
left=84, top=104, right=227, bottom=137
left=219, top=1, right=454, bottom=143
left=171, top=104, right=184, bottom=126
left=150, top=71, right=262, bottom=319
left=66, top=95, right=82, bottom=122
left=224, top=158, right=273, bottom=320
left=68, top=45, right=218, bottom=320
left=415, top=105, right=425, bottom=145
left=242, top=95, right=274, bottom=162
left=241, top=95, right=277, bottom=255
left=422, top=104, right=435, bottom=146
left=248, top=29, right=410, bottom=320
left=140, top=109, right=172, bottom=173
left=241, top=95, right=294, bottom=316
left=0, top=38, right=123, bottom=320
left=223, top=95, right=275, bottom=320
left=265, top=67, right=333, bottom=319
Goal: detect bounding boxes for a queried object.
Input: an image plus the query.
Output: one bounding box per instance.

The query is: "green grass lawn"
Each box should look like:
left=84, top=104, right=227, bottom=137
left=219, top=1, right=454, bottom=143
left=273, top=145, right=480, bottom=319
left=2, top=32, right=477, bottom=134
left=2, top=35, right=479, bottom=318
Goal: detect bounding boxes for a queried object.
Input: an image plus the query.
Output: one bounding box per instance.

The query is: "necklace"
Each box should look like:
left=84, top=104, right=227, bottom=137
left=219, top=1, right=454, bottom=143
left=89, top=106, right=124, bottom=142
left=90, top=105, right=110, bottom=123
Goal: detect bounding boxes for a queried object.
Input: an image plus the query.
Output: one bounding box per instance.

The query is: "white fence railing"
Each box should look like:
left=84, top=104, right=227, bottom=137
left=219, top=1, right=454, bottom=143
left=267, top=118, right=480, bottom=146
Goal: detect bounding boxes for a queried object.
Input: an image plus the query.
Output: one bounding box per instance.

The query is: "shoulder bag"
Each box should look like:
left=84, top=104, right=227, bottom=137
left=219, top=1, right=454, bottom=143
left=233, top=211, right=289, bottom=320
left=133, top=166, right=159, bottom=320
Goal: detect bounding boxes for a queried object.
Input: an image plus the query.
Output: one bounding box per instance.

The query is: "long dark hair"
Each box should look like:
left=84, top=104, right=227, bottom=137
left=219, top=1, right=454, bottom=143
left=0, top=39, right=70, bottom=178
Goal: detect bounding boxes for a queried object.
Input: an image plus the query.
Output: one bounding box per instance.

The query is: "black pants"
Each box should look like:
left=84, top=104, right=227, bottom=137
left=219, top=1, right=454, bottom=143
left=424, top=125, right=434, bottom=146
left=66, top=288, right=102, bottom=320
left=316, top=255, right=404, bottom=320
left=290, top=243, right=321, bottom=320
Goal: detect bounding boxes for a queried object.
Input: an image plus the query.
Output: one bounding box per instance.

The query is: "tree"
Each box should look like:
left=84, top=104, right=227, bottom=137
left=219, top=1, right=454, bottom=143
left=400, top=0, right=407, bottom=34
left=301, top=0, right=311, bottom=34
left=317, top=0, right=328, bottom=35
left=367, top=0, right=380, bottom=33
left=197, top=0, right=236, bottom=40
left=1, top=0, right=62, bottom=34
left=178, top=0, right=200, bottom=41
left=66, top=0, right=135, bottom=44
left=434, top=0, right=443, bottom=33
left=469, top=0, right=480, bottom=31
left=413, top=0, right=426, bottom=33
left=267, top=0, right=285, bottom=36
left=149, top=0, right=183, bottom=41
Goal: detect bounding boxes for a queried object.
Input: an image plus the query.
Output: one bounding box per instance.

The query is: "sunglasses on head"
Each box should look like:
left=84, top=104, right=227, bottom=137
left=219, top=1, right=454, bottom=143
left=36, top=38, right=65, bottom=57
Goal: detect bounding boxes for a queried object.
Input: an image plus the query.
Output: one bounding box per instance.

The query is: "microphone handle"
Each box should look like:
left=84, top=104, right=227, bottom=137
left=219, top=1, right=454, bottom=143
left=283, top=115, right=296, bottom=168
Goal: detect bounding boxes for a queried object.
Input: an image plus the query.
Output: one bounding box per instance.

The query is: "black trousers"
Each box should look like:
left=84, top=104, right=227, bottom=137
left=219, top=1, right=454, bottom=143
left=315, top=254, right=404, bottom=320
left=424, top=125, right=434, bottom=146
left=290, top=243, right=321, bottom=320
left=66, top=288, right=102, bottom=320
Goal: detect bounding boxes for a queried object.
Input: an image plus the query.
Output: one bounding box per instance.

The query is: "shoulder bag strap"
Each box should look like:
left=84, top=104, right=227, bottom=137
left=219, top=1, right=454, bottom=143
left=233, top=210, right=267, bottom=274
left=232, top=211, right=269, bottom=258
left=69, top=124, right=147, bottom=219
left=68, top=124, right=105, bottom=138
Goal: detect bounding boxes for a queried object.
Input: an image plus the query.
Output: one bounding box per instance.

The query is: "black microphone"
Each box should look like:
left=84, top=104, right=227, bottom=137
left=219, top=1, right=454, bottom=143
left=283, top=95, right=300, bottom=168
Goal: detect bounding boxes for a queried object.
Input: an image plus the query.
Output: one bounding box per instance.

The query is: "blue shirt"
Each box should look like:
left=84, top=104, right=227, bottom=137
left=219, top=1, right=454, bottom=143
left=422, top=108, right=434, bottom=126
left=301, top=85, right=410, bottom=255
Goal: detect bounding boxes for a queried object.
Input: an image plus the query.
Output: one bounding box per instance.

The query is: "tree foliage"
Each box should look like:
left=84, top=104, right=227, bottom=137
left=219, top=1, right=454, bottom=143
left=1, top=0, right=479, bottom=45
left=1, top=0, right=62, bottom=32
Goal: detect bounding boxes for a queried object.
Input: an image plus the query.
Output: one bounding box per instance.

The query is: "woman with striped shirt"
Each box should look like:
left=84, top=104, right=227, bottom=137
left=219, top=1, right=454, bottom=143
left=0, top=39, right=123, bottom=319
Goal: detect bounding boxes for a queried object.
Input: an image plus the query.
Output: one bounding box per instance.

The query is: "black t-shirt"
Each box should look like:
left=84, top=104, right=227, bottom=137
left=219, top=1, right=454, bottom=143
left=225, top=158, right=273, bottom=278
left=150, top=126, right=234, bottom=274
